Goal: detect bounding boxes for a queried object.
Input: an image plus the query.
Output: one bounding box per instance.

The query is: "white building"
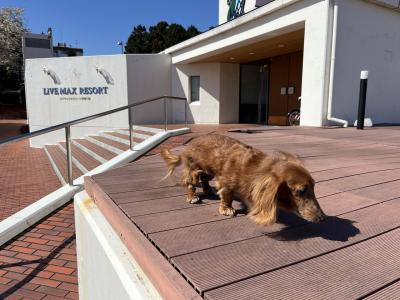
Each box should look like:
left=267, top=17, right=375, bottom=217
left=25, top=0, right=400, bottom=146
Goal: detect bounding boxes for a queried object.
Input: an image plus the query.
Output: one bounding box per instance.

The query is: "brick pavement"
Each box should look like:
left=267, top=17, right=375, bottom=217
left=0, top=202, right=77, bottom=300
left=0, top=140, right=61, bottom=221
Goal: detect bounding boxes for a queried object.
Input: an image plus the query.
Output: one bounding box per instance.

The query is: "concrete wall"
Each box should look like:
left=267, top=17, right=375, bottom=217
left=331, top=0, right=400, bottom=124
left=172, top=63, right=221, bottom=123
left=219, top=63, right=240, bottom=123
left=25, top=54, right=174, bottom=147
left=74, top=193, right=161, bottom=300
left=126, top=54, right=172, bottom=124
left=25, top=55, right=128, bottom=146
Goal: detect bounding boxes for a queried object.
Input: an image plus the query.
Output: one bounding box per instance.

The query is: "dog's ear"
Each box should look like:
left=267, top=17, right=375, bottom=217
left=273, top=151, right=303, bottom=165
left=249, top=175, right=281, bottom=226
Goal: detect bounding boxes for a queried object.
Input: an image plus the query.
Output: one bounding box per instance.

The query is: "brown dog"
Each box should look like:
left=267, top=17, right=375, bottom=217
left=161, top=134, right=325, bottom=225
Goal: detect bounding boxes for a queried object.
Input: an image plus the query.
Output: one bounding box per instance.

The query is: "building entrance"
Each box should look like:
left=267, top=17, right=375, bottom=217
left=239, top=51, right=303, bottom=125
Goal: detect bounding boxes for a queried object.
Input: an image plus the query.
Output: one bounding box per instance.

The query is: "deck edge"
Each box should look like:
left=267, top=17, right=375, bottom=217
left=84, top=176, right=202, bottom=300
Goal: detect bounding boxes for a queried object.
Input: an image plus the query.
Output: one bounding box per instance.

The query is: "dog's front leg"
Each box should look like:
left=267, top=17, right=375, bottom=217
left=186, top=183, right=200, bottom=204
left=216, top=183, right=235, bottom=217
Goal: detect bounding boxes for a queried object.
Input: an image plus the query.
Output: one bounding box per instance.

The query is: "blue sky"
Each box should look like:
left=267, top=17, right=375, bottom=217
left=2, top=0, right=218, bottom=55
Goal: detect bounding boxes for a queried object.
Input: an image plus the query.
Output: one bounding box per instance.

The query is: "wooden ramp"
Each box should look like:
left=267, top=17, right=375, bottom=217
left=84, top=126, right=400, bottom=300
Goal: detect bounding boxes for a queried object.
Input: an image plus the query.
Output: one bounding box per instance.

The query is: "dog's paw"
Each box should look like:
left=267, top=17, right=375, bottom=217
left=219, top=206, right=236, bottom=217
left=187, top=195, right=201, bottom=204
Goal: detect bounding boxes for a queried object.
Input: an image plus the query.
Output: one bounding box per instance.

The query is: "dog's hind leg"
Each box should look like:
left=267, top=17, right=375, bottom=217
left=216, top=181, right=235, bottom=216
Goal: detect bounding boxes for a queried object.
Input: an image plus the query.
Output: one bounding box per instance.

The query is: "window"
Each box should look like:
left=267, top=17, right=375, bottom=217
left=25, top=38, right=51, bottom=49
left=190, top=76, right=200, bottom=102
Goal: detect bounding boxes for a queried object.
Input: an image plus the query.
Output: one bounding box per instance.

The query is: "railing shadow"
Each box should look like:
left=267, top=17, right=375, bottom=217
left=0, top=234, right=75, bottom=298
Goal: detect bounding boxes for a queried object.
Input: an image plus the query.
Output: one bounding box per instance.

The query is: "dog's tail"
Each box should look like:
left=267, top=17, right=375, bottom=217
left=160, top=149, right=182, bottom=180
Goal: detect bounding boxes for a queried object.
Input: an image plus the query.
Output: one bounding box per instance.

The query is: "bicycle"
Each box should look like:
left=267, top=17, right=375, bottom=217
left=287, top=96, right=301, bottom=126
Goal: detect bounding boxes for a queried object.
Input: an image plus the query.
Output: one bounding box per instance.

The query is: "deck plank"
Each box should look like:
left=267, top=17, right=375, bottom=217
left=172, top=199, right=400, bottom=293
left=204, top=227, right=400, bottom=300
left=148, top=180, right=400, bottom=258
left=86, top=127, right=400, bottom=300
left=364, top=281, right=400, bottom=300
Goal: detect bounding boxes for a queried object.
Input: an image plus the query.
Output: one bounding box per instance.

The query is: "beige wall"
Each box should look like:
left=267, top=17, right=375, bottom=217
left=219, top=63, right=240, bottom=123
left=171, top=62, right=240, bottom=124
left=126, top=54, right=171, bottom=124
left=331, top=0, right=400, bottom=124
left=172, top=63, right=221, bottom=123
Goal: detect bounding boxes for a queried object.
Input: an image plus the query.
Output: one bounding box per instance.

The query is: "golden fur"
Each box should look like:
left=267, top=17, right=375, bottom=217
left=161, top=134, right=325, bottom=225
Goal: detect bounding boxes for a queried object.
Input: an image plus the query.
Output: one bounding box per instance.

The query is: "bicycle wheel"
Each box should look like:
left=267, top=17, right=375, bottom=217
left=288, top=110, right=300, bottom=126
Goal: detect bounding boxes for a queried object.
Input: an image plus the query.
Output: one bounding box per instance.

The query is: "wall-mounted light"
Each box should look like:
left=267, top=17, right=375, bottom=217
left=95, top=66, right=114, bottom=85
left=42, top=66, right=61, bottom=85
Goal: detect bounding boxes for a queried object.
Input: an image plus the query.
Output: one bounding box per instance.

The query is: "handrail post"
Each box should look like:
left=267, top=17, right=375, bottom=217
left=184, top=99, right=188, bottom=127
left=128, top=107, right=133, bottom=150
left=65, top=126, right=73, bottom=185
left=164, top=97, right=168, bottom=131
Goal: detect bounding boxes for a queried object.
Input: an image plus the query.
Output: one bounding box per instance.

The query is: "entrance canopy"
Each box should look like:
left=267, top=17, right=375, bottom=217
left=195, top=29, right=304, bottom=64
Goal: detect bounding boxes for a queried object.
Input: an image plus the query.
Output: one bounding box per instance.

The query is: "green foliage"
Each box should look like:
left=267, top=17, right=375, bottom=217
left=125, top=21, right=201, bottom=54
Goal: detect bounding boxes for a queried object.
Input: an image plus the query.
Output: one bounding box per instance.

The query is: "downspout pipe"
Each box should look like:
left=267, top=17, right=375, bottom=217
left=326, top=0, right=348, bottom=127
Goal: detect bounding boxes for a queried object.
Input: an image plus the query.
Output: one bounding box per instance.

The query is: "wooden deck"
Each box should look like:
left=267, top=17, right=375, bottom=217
left=84, top=126, right=400, bottom=300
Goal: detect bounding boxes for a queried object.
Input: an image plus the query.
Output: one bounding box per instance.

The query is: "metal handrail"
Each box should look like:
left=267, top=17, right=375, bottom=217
left=0, top=95, right=188, bottom=185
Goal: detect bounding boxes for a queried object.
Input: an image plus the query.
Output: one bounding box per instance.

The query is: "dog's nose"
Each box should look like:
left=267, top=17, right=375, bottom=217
left=314, top=213, right=326, bottom=223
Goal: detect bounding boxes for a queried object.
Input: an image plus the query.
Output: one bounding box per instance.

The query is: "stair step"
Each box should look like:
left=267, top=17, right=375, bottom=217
left=104, top=131, right=143, bottom=144
left=59, top=142, right=101, bottom=172
left=100, top=132, right=131, bottom=145
left=44, top=145, right=83, bottom=184
left=74, top=139, right=117, bottom=161
left=131, top=125, right=163, bottom=134
left=114, top=128, right=151, bottom=140
left=56, top=143, right=88, bottom=174
left=87, top=136, right=128, bottom=153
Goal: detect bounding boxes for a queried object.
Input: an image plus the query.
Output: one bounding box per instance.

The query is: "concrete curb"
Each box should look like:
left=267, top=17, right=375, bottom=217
left=75, top=191, right=162, bottom=300
left=0, top=128, right=190, bottom=246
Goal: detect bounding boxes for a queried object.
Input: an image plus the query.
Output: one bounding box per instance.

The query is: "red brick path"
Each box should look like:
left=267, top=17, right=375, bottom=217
left=0, top=140, right=61, bottom=221
left=0, top=202, right=77, bottom=300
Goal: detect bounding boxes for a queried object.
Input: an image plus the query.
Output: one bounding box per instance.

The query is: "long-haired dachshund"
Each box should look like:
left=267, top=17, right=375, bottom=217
left=161, top=134, right=325, bottom=225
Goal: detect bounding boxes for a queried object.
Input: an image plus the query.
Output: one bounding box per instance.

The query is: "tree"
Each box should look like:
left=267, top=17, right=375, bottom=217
left=125, top=21, right=201, bottom=54
left=0, top=7, right=26, bottom=73
left=125, top=25, right=150, bottom=54
left=186, top=25, right=200, bottom=39
left=148, top=21, right=169, bottom=53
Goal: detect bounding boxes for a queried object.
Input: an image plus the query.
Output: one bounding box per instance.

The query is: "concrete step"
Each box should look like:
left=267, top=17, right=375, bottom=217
left=114, top=129, right=153, bottom=141
left=58, top=142, right=101, bottom=172
left=43, top=125, right=162, bottom=186
left=131, top=125, right=163, bottom=134
left=100, top=132, right=131, bottom=145
left=103, top=131, right=145, bottom=144
left=44, top=144, right=83, bottom=185
left=86, top=136, right=126, bottom=154
left=73, top=139, right=117, bottom=161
